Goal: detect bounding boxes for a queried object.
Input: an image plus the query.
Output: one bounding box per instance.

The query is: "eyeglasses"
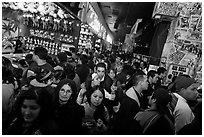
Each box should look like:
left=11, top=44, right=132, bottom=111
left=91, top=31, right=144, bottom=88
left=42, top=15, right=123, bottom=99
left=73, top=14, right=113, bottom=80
left=60, top=89, right=72, bottom=95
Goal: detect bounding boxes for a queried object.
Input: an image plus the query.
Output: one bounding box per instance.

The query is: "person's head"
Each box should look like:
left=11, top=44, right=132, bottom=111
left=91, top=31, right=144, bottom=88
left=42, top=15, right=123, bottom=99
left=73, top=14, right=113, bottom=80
left=55, top=79, right=77, bottom=105
left=133, top=62, right=140, bottom=70
left=157, top=67, right=167, bottom=78
left=18, top=36, right=23, bottom=41
left=33, top=47, right=48, bottom=62
left=57, top=52, right=67, bottom=64
left=107, top=67, right=116, bottom=80
left=174, top=76, right=199, bottom=101
left=132, top=73, right=149, bottom=91
left=149, top=88, right=172, bottom=107
left=62, top=62, right=75, bottom=80
left=79, top=54, right=88, bottom=64
left=147, top=70, right=158, bottom=84
left=25, top=53, right=34, bottom=66
left=115, top=56, right=121, bottom=63
left=115, top=63, right=123, bottom=73
left=18, top=59, right=28, bottom=68
left=2, top=65, right=14, bottom=84
left=96, top=62, right=106, bottom=80
left=53, top=70, right=66, bottom=84
left=86, top=85, right=105, bottom=108
left=15, top=88, right=53, bottom=124
left=2, top=56, right=14, bottom=73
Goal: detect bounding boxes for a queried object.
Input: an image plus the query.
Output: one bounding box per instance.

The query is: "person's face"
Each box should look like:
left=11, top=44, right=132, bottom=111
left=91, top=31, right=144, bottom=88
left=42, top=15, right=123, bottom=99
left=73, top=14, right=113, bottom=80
left=59, top=84, right=72, bottom=103
left=160, top=71, right=167, bottom=79
left=21, top=99, right=41, bottom=123
left=152, top=74, right=159, bottom=84
left=148, top=94, right=154, bottom=106
left=182, top=83, right=199, bottom=101
left=108, top=69, right=116, bottom=79
left=96, top=67, right=105, bottom=79
left=116, top=57, right=121, bottom=62
left=140, top=76, right=149, bottom=90
left=116, top=65, right=123, bottom=73
left=32, top=53, right=37, bottom=62
left=91, top=89, right=103, bottom=107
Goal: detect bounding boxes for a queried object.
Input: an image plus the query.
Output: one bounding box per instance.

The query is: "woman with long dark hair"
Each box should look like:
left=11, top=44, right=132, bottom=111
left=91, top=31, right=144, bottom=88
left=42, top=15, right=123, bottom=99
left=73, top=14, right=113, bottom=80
left=4, top=87, right=59, bottom=135
left=82, top=85, right=110, bottom=134
left=53, top=79, right=84, bottom=134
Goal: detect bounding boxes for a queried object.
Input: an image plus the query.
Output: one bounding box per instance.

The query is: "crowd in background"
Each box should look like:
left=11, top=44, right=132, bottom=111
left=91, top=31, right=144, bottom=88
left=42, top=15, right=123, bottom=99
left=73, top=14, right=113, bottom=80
left=2, top=46, right=202, bottom=135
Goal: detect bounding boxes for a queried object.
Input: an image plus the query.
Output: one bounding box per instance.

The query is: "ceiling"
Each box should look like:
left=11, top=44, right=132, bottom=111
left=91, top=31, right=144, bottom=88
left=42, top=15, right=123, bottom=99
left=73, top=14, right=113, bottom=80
left=98, top=2, right=156, bottom=42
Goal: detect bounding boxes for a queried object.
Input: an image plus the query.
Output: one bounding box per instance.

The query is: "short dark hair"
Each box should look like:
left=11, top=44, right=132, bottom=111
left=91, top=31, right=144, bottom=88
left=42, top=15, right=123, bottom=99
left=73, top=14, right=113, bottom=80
left=25, top=53, right=33, bottom=65
left=147, top=70, right=157, bottom=78
left=80, top=54, right=88, bottom=64
left=34, top=47, right=48, bottom=60
left=96, top=62, right=106, bottom=70
left=157, top=67, right=167, bottom=75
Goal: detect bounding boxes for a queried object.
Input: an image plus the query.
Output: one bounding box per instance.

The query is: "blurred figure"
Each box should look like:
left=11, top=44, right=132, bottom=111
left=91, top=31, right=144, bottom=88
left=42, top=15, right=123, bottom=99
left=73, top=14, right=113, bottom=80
left=142, top=70, right=158, bottom=109
left=4, top=88, right=59, bottom=135
left=129, top=88, right=174, bottom=135
left=155, top=67, right=167, bottom=89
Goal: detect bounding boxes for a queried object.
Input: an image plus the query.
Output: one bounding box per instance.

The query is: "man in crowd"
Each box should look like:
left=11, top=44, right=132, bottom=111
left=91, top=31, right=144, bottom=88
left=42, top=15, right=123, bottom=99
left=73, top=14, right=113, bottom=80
left=155, top=67, right=167, bottom=89
left=27, top=47, right=54, bottom=86
left=170, top=76, right=200, bottom=134
left=142, top=70, right=158, bottom=109
left=113, top=72, right=148, bottom=134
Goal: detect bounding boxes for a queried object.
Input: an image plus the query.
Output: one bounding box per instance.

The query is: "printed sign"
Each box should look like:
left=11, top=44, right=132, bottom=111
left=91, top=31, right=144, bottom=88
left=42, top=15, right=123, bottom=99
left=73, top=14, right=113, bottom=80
left=166, top=64, right=190, bottom=81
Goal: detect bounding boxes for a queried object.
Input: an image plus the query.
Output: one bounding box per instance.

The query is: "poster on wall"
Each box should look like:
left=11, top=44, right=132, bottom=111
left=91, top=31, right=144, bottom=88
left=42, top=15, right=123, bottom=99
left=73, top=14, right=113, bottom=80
left=174, top=29, right=188, bottom=40
left=177, top=16, right=190, bottom=29
left=168, top=50, right=186, bottom=64
left=166, top=63, right=190, bottom=81
left=189, top=15, right=200, bottom=31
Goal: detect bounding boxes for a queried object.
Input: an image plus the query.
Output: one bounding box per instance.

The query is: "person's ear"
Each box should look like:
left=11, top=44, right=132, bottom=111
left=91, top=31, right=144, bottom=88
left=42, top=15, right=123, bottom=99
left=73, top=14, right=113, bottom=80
left=152, top=98, right=156, bottom=103
left=180, top=88, right=186, bottom=94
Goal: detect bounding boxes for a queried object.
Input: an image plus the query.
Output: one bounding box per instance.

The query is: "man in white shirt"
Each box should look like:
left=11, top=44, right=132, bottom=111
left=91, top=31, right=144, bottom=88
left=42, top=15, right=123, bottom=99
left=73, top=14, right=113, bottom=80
left=170, top=76, right=200, bottom=134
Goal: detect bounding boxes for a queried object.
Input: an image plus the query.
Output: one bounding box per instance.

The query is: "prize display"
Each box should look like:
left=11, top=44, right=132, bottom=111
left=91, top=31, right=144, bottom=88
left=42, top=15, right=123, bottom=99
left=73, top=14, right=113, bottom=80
left=2, top=2, right=78, bottom=55
left=78, top=22, right=94, bottom=49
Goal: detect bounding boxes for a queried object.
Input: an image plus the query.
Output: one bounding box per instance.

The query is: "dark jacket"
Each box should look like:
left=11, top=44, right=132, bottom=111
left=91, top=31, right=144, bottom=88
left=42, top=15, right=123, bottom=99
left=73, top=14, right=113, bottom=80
left=113, top=94, right=140, bottom=134
left=129, top=109, right=174, bottom=135
left=55, top=100, right=85, bottom=134
left=4, top=118, right=60, bottom=135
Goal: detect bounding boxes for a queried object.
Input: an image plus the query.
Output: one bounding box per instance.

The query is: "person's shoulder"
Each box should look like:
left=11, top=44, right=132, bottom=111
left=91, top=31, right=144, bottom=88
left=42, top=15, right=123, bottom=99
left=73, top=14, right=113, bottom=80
left=41, top=63, right=54, bottom=71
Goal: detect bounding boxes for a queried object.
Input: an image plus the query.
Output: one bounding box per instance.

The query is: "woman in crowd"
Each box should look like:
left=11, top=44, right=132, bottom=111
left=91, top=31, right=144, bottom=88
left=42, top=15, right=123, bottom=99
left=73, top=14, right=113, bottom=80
left=81, top=85, right=110, bottom=134
left=4, top=87, right=59, bottom=135
left=54, top=79, right=84, bottom=134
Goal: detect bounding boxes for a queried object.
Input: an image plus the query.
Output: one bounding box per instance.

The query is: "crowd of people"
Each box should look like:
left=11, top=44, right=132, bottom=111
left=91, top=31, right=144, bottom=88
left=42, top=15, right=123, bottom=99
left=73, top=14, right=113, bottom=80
left=2, top=46, right=202, bottom=135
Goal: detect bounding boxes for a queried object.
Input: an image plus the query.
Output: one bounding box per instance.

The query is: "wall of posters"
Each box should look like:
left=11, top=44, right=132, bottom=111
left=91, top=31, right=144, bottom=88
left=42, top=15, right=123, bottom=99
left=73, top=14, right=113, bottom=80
left=153, top=2, right=202, bottom=81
